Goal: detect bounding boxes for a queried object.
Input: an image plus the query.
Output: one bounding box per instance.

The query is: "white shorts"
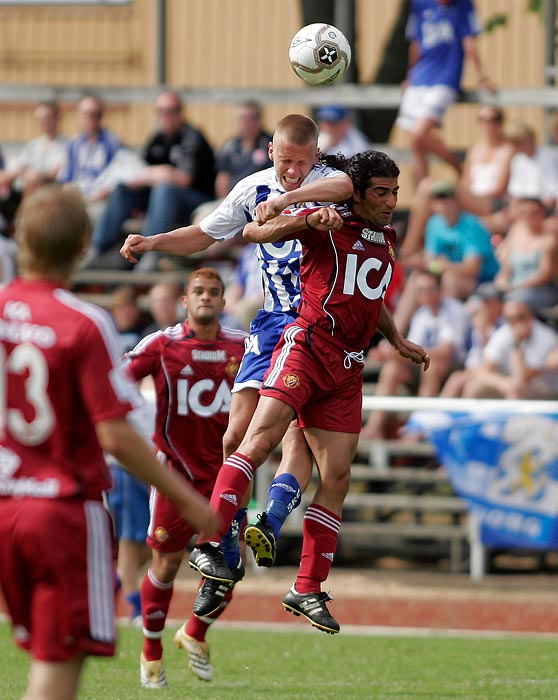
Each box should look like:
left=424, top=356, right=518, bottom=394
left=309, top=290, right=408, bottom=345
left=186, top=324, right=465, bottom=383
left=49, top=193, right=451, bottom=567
left=396, top=85, right=457, bottom=132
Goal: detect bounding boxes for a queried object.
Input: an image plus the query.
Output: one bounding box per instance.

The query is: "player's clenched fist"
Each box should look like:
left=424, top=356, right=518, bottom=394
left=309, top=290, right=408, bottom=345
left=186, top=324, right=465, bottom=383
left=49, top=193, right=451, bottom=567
left=120, top=233, right=152, bottom=263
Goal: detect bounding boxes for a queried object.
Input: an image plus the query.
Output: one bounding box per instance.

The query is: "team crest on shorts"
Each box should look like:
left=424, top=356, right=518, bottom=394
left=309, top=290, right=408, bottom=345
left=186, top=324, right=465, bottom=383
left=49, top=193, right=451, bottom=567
left=154, top=527, right=169, bottom=543
left=227, top=356, right=240, bottom=376
left=283, top=373, right=300, bottom=389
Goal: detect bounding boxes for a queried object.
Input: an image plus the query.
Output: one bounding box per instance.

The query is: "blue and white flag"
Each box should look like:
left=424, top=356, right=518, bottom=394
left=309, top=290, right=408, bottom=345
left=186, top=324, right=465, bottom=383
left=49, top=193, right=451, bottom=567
left=408, top=410, right=558, bottom=549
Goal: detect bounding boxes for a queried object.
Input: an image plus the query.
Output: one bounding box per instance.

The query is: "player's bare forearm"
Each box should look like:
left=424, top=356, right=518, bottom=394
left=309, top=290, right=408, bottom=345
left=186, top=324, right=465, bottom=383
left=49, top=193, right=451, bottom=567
left=244, top=207, right=343, bottom=243
left=378, top=303, right=430, bottom=371
left=97, top=418, right=220, bottom=537
left=255, top=174, right=353, bottom=223
left=120, top=224, right=215, bottom=262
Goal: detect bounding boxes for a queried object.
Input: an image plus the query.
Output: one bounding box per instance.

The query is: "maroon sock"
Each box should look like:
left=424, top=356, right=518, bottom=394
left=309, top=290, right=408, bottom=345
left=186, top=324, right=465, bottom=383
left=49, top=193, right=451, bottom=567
left=198, top=453, right=256, bottom=544
left=141, top=568, right=174, bottom=660
left=295, top=504, right=340, bottom=594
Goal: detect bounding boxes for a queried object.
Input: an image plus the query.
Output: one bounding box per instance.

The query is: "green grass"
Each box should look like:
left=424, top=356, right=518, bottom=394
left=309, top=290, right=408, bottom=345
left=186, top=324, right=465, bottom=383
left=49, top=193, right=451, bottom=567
left=2, top=621, right=558, bottom=699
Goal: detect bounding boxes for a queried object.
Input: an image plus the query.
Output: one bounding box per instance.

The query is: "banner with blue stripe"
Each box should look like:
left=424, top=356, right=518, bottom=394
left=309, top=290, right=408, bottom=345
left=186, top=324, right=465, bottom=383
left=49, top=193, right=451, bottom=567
left=409, top=411, right=558, bottom=549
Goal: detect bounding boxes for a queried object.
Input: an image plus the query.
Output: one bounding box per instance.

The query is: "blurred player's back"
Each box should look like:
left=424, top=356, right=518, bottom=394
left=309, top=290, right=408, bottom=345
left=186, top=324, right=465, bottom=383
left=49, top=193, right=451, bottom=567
left=0, top=278, right=136, bottom=499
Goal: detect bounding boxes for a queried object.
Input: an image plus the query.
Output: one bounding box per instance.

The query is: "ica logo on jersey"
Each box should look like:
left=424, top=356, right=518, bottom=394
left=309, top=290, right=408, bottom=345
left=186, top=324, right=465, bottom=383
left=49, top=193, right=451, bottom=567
left=176, top=378, right=231, bottom=417
left=342, top=254, right=393, bottom=301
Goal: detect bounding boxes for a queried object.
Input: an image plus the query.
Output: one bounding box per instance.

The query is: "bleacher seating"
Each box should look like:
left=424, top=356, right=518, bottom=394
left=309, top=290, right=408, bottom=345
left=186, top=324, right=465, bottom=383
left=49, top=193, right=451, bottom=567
left=255, top=435, right=469, bottom=574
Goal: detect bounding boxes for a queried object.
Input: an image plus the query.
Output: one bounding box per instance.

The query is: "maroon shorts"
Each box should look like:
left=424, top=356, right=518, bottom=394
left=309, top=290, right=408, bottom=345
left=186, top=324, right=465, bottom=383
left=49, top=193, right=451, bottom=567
left=260, top=323, right=364, bottom=433
left=0, top=498, right=115, bottom=662
left=147, top=474, right=214, bottom=553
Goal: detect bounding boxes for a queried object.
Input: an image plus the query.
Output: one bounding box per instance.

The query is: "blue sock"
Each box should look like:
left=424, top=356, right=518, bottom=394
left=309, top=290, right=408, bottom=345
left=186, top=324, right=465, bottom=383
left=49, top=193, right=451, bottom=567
left=221, top=507, right=246, bottom=571
left=265, top=473, right=301, bottom=539
left=124, top=590, right=142, bottom=619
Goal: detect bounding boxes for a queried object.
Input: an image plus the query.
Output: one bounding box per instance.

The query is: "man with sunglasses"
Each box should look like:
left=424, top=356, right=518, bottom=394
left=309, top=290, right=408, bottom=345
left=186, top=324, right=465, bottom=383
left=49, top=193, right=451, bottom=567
left=89, top=90, right=215, bottom=270
left=463, top=299, right=558, bottom=400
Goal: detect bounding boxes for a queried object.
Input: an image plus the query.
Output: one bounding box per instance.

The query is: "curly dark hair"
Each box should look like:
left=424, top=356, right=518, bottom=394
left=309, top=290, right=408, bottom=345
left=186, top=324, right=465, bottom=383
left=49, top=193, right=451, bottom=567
left=345, top=151, right=400, bottom=198
left=320, top=150, right=399, bottom=199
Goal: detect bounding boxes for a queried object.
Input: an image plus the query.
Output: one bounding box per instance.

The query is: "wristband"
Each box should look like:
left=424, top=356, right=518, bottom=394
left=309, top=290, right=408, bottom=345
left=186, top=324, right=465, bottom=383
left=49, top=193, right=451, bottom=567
left=305, top=213, right=317, bottom=230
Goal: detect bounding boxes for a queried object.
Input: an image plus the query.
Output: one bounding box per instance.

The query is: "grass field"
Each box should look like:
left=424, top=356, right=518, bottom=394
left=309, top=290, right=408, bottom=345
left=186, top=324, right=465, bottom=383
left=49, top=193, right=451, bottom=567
left=2, top=621, right=558, bottom=699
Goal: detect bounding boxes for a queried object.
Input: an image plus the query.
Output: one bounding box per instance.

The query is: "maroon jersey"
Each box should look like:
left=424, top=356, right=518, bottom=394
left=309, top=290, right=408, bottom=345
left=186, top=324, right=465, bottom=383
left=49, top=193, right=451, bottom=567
left=0, top=279, right=138, bottom=500
left=126, top=322, right=246, bottom=483
left=286, top=205, right=396, bottom=351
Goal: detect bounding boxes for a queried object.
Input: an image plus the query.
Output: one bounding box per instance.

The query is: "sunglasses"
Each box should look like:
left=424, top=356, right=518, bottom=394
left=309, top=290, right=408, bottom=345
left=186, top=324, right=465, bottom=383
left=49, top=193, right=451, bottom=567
left=504, top=313, right=528, bottom=323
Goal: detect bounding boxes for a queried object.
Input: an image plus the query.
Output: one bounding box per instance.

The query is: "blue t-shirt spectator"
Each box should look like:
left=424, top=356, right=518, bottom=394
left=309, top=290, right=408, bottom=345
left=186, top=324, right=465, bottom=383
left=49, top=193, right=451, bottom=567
left=425, top=210, right=499, bottom=283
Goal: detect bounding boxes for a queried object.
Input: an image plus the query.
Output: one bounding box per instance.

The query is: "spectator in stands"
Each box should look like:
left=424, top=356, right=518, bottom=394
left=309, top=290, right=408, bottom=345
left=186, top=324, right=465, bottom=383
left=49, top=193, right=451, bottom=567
left=506, top=122, right=558, bottom=211
left=483, top=122, right=558, bottom=237
left=456, top=105, right=514, bottom=217
left=0, top=145, right=18, bottom=282
left=363, top=270, right=470, bottom=439
left=0, top=100, right=68, bottom=200
left=109, top=284, right=148, bottom=354
left=191, top=101, right=272, bottom=260
left=0, top=231, right=17, bottom=286
left=142, top=281, right=183, bottom=336
left=0, top=146, right=21, bottom=235
left=493, top=197, right=558, bottom=314
left=215, top=101, right=272, bottom=199
left=316, top=105, right=371, bottom=158
left=194, top=102, right=271, bottom=227
left=423, top=180, right=499, bottom=298
left=462, top=299, right=558, bottom=399
left=395, top=179, right=498, bottom=334
left=57, top=94, right=121, bottom=224
left=89, top=90, right=215, bottom=272
left=441, top=282, right=504, bottom=397
left=397, top=0, right=496, bottom=188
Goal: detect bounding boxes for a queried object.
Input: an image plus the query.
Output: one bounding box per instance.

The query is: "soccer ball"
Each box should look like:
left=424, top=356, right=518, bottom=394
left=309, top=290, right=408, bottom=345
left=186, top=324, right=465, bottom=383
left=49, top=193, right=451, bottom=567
left=289, top=23, right=351, bottom=86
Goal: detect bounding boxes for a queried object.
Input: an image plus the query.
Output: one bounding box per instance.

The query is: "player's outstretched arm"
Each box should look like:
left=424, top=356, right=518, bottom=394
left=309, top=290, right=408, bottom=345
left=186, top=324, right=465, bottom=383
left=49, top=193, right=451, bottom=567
left=120, top=224, right=215, bottom=263
left=255, top=173, right=353, bottom=224
left=244, top=206, right=343, bottom=243
left=377, top=302, right=430, bottom=371
left=97, top=417, right=220, bottom=538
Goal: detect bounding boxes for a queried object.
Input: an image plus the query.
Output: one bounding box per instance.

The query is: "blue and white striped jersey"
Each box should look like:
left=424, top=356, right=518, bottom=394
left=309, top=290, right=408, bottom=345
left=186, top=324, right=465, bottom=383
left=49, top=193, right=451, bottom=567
left=199, top=162, right=341, bottom=313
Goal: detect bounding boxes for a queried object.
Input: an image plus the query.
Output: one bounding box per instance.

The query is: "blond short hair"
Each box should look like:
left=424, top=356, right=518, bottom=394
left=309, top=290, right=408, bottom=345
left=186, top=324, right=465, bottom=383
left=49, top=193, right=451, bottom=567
left=16, top=185, right=91, bottom=277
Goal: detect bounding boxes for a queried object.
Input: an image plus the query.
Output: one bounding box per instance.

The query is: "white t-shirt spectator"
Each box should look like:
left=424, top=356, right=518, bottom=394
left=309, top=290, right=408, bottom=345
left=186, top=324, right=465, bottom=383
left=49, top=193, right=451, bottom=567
left=483, top=319, right=558, bottom=373
left=407, top=297, right=470, bottom=365
left=507, top=147, right=558, bottom=201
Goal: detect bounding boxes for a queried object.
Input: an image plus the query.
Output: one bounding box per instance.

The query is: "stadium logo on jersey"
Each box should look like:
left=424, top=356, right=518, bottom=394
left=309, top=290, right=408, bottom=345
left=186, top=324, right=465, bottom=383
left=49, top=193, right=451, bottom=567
left=227, top=356, right=240, bottom=377
left=283, top=373, right=300, bottom=389
left=179, top=364, right=194, bottom=375
left=361, top=228, right=386, bottom=245
left=154, top=527, right=170, bottom=543
left=192, top=349, right=227, bottom=362
left=352, top=240, right=365, bottom=251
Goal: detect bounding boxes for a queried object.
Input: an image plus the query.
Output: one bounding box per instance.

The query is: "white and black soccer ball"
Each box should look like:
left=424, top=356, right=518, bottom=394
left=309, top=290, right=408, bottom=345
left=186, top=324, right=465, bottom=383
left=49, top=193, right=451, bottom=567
left=289, top=23, right=351, bottom=86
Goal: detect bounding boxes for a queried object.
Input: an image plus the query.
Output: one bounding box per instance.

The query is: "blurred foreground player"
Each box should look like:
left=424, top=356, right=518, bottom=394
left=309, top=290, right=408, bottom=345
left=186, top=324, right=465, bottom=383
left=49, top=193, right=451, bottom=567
left=0, top=185, right=217, bottom=700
